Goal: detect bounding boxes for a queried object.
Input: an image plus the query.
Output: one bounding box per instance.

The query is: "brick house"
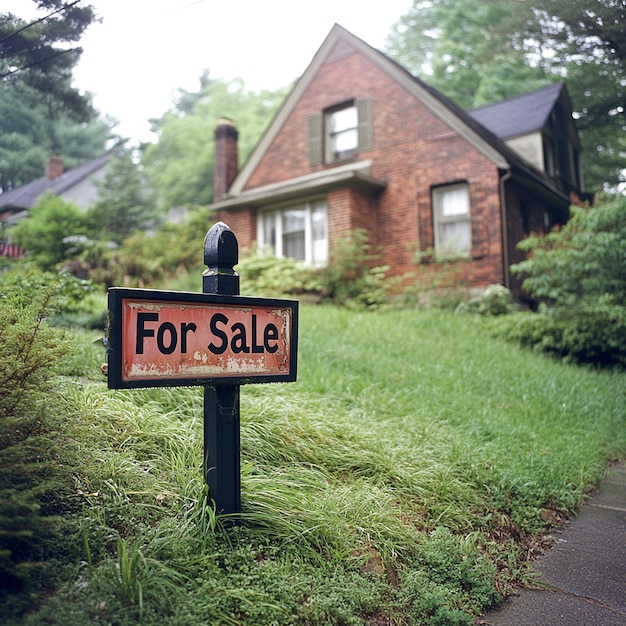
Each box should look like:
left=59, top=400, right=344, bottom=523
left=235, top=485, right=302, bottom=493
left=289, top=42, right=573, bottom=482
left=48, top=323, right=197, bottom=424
left=0, top=152, right=115, bottom=227
left=207, top=24, right=586, bottom=299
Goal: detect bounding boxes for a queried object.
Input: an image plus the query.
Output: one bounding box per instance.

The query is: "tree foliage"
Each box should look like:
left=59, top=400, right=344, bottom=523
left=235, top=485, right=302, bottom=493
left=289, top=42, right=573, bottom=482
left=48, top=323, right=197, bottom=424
left=142, top=74, right=289, bottom=209
left=0, top=2, right=114, bottom=192
left=11, top=194, right=90, bottom=270
left=0, top=79, right=113, bottom=191
left=386, top=0, right=625, bottom=189
left=0, top=1, right=96, bottom=120
left=87, top=150, right=158, bottom=244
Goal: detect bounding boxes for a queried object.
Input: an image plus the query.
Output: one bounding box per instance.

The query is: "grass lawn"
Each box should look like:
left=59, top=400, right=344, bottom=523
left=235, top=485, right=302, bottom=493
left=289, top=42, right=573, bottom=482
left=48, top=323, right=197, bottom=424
left=5, top=305, right=625, bottom=625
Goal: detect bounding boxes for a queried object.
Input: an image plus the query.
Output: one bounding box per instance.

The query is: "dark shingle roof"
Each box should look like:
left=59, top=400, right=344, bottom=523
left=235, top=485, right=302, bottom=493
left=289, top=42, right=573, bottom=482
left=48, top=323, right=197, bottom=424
left=0, top=151, right=114, bottom=212
left=467, top=83, right=564, bottom=140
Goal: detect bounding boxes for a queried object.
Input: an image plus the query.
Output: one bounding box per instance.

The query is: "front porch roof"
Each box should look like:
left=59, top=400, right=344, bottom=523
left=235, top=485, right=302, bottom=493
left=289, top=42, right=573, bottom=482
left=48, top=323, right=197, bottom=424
left=208, top=160, right=386, bottom=211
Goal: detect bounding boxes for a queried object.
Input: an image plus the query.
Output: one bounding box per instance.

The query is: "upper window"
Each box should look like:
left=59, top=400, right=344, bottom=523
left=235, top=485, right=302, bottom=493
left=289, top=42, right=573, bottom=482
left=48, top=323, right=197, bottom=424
left=308, top=98, right=372, bottom=165
left=432, top=183, right=471, bottom=256
left=326, top=104, right=358, bottom=162
left=258, top=200, right=328, bottom=266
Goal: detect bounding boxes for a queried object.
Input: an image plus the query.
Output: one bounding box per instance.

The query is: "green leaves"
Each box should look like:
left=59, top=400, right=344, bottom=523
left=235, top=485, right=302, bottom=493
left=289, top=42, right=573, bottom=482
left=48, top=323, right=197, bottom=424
left=386, top=0, right=625, bottom=188
left=10, top=193, right=90, bottom=270
left=506, top=194, right=626, bottom=366
left=142, top=77, right=289, bottom=210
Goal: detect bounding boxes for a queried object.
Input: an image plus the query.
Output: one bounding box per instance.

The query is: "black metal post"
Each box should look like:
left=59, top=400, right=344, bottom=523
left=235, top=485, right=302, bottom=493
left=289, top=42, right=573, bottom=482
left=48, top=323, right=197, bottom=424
left=202, top=222, right=241, bottom=515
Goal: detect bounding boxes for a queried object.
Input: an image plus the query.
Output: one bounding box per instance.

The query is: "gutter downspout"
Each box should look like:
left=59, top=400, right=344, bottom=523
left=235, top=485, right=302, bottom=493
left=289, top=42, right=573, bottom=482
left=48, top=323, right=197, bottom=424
left=499, top=170, right=512, bottom=289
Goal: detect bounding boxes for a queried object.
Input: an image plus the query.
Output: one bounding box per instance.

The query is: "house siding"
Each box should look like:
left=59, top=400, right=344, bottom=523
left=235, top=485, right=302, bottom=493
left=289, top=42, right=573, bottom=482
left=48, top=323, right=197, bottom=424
left=225, top=42, right=507, bottom=287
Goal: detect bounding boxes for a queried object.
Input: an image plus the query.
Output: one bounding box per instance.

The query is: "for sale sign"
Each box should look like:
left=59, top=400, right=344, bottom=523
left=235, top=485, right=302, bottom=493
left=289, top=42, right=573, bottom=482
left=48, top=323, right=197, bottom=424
left=107, top=288, right=298, bottom=389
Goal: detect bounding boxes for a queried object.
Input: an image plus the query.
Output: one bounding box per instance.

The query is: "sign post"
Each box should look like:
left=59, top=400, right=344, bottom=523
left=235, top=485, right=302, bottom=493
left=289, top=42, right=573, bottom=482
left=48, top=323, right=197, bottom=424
left=202, top=222, right=241, bottom=515
left=106, top=222, right=298, bottom=517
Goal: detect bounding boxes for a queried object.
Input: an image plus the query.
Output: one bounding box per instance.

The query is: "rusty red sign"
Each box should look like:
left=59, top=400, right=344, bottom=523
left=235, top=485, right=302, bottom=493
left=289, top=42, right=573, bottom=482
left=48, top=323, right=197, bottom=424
left=107, top=288, right=298, bottom=388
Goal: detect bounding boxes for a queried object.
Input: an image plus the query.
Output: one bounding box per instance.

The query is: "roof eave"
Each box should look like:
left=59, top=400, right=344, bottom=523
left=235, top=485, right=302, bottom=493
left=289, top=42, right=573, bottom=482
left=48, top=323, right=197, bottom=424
left=210, top=160, right=386, bottom=211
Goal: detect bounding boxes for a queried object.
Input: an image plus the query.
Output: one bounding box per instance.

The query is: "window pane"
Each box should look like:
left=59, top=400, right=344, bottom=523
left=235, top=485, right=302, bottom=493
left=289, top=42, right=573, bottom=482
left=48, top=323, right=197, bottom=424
left=440, top=221, right=471, bottom=252
left=283, top=232, right=305, bottom=260
left=311, top=203, right=328, bottom=264
left=282, top=209, right=305, bottom=233
left=441, top=187, right=469, bottom=217
left=334, top=128, right=358, bottom=154
left=282, top=209, right=305, bottom=260
left=262, top=211, right=276, bottom=248
left=311, top=204, right=326, bottom=241
left=330, top=106, right=357, bottom=132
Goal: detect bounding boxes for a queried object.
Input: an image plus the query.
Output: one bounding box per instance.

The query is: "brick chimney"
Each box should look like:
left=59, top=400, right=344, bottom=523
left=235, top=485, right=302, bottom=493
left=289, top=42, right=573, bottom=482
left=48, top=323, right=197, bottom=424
left=213, top=118, right=238, bottom=202
left=46, top=156, right=64, bottom=180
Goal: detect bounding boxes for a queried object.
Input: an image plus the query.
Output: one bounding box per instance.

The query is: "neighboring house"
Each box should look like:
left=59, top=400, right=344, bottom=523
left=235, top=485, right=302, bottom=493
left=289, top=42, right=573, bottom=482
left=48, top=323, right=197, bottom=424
left=0, top=151, right=115, bottom=227
left=0, top=151, right=115, bottom=258
left=208, top=24, right=588, bottom=300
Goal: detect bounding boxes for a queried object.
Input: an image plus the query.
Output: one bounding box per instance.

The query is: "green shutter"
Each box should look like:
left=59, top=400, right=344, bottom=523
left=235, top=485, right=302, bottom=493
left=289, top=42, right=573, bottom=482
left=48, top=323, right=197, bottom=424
left=308, top=112, right=322, bottom=165
left=356, top=98, right=372, bottom=152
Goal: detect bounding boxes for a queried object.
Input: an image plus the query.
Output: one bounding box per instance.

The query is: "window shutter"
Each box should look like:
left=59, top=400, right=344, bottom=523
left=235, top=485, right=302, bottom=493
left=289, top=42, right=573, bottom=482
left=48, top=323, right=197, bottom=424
left=356, top=98, right=372, bottom=152
left=308, top=113, right=322, bottom=165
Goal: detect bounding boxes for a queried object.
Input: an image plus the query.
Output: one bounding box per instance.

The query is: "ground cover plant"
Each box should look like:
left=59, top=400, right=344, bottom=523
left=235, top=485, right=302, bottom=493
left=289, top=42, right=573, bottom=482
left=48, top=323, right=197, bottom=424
left=2, top=286, right=624, bottom=625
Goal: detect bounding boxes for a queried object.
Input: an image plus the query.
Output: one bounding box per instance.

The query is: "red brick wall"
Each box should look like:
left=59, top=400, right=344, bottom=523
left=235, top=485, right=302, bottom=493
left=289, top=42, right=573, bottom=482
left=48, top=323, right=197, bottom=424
left=224, top=41, right=507, bottom=288
left=215, top=209, right=257, bottom=254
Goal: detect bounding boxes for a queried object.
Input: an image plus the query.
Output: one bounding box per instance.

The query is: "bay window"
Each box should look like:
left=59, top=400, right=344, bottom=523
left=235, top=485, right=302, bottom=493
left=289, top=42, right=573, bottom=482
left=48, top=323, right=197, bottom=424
left=258, top=200, right=328, bottom=265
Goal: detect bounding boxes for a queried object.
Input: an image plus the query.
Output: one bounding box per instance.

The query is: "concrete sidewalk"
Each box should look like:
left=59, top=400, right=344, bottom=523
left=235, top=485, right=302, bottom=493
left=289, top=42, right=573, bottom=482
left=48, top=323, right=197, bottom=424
left=481, top=463, right=626, bottom=626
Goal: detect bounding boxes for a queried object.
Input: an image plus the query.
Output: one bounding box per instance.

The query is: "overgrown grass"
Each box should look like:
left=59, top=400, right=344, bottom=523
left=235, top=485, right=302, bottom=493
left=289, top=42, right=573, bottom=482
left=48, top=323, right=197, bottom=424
left=4, top=306, right=625, bottom=625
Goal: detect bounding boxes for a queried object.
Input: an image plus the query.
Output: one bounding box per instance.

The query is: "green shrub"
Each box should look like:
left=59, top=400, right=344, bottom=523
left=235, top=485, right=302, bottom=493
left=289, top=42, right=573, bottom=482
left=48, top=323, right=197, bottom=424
left=456, top=284, right=514, bottom=316
left=316, top=228, right=390, bottom=309
left=237, top=231, right=391, bottom=309
left=237, top=246, right=322, bottom=298
left=495, top=297, right=626, bottom=367
left=0, top=270, right=81, bottom=615
left=506, top=193, right=626, bottom=367
left=10, top=194, right=91, bottom=271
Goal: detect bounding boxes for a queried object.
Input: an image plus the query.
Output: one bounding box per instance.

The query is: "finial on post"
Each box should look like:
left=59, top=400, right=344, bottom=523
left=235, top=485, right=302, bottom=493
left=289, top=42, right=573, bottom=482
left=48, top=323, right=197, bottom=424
left=203, top=222, right=240, bottom=295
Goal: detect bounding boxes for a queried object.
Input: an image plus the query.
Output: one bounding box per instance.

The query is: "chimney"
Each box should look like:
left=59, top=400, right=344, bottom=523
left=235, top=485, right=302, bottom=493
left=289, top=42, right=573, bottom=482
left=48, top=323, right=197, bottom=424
left=213, top=118, right=238, bottom=202
left=46, top=156, right=64, bottom=180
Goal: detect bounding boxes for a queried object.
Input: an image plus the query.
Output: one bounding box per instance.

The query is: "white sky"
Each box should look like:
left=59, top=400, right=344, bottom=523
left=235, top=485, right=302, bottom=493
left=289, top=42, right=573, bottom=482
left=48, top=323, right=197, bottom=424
left=7, top=0, right=413, bottom=144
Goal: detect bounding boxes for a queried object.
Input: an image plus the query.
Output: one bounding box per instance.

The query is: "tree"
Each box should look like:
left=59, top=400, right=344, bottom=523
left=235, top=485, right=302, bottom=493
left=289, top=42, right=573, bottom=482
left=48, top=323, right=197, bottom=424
left=142, top=76, right=289, bottom=210
left=386, top=0, right=625, bottom=189
left=0, top=1, right=96, bottom=121
left=87, top=150, right=158, bottom=244
left=387, top=0, right=546, bottom=108
left=524, top=1, right=626, bottom=189
left=11, top=194, right=90, bottom=270
left=0, top=79, right=114, bottom=191
left=0, top=3, right=114, bottom=192
left=528, top=1, right=626, bottom=66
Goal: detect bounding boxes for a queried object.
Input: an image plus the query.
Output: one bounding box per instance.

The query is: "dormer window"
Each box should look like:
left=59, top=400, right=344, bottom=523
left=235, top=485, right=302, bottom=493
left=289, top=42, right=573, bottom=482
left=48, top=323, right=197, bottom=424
left=308, top=98, right=372, bottom=165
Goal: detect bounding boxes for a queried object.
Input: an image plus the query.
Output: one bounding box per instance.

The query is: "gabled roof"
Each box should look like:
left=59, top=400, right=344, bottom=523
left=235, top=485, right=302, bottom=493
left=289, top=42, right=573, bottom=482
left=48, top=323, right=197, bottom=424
left=220, top=24, right=567, bottom=207
left=0, top=151, right=115, bottom=212
left=468, top=83, right=565, bottom=140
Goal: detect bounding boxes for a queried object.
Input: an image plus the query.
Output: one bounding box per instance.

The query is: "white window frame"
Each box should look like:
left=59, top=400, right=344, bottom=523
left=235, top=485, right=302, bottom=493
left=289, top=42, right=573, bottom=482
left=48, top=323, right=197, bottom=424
left=432, top=183, right=472, bottom=256
left=257, top=199, right=328, bottom=266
